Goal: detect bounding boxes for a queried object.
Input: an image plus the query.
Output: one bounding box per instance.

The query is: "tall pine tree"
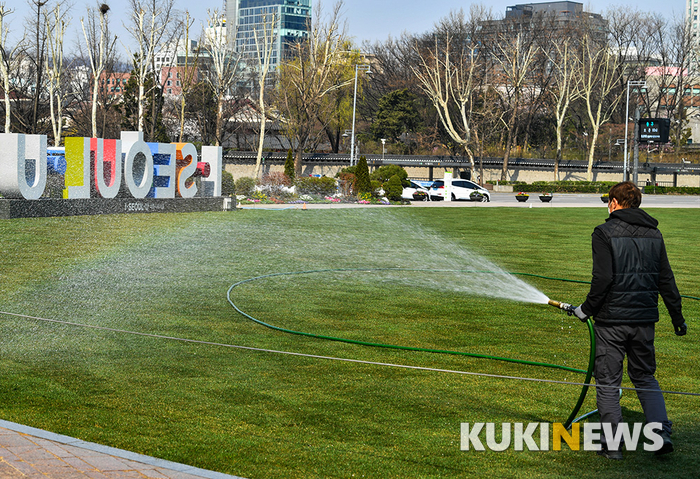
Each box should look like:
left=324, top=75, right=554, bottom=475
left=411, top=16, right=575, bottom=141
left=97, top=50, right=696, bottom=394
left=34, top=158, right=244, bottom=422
left=355, top=156, right=371, bottom=196
left=284, top=150, right=295, bottom=182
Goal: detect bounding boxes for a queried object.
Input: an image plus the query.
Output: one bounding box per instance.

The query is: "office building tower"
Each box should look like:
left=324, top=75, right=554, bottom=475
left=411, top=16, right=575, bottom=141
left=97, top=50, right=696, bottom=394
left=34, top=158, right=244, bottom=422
left=226, top=0, right=311, bottom=69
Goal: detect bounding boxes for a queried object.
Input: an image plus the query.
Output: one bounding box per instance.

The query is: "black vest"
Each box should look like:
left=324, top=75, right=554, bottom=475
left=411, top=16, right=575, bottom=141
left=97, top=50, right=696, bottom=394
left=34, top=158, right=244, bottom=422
left=594, top=218, right=664, bottom=323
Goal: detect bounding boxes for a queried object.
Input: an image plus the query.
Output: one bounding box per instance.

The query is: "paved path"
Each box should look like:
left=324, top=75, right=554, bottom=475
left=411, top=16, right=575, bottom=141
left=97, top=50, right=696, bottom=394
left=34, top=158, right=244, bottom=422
left=0, top=420, right=242, bottom=479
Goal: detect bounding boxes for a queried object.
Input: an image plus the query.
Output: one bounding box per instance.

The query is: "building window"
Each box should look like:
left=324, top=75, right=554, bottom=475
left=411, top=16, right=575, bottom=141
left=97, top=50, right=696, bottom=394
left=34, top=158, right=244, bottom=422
left=167, top=88, right=172, bottom=94
left=167, top=80, right=171, bottom=86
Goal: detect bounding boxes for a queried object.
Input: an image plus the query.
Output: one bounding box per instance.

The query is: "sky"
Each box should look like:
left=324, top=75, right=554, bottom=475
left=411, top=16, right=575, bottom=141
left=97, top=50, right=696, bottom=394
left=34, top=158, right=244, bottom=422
left=3, top=0, right=687, bottom=53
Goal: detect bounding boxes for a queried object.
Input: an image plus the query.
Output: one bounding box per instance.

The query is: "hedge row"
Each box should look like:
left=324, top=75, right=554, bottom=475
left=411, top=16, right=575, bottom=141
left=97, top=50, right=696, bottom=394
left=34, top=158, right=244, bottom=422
left=506, top=181, right=618, bottom=194
left=497, top=181, right=700, bottom=195
left=640, top=186, right=700, bottom=195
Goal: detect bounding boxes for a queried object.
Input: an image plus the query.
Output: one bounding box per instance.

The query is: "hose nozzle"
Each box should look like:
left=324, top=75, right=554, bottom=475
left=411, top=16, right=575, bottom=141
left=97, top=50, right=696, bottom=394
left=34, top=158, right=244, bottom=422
left=548, top=299, right=574, bottom=313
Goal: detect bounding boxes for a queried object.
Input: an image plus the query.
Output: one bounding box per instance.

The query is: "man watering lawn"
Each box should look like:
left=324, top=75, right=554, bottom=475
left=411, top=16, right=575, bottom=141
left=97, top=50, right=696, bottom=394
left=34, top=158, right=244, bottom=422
left=571, top=181, right=688, bottom=460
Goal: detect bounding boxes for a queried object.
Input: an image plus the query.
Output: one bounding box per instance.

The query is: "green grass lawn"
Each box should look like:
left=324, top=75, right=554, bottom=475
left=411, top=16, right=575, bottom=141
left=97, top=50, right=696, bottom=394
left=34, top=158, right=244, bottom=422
left=0, top=207, right=698, bottom=478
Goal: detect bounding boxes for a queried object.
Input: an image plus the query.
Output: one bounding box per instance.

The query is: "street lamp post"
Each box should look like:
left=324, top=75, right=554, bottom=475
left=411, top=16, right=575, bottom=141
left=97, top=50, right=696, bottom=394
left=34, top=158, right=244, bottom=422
left=381, top=138, right=386, bottom=161
left=350, top=64, right=371, bottom=166
left=624, top=81, right=646, bottom=182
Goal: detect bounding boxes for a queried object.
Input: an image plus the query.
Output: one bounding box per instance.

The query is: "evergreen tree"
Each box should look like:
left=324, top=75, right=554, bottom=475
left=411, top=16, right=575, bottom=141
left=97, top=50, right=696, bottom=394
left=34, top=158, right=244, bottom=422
left=355, top=156, right=371, bottom=196
left=370, top=89, right=420, bottom=141
left=284, top=150, right=295, bottom=182
left=384, top=174, right=403, bottom=201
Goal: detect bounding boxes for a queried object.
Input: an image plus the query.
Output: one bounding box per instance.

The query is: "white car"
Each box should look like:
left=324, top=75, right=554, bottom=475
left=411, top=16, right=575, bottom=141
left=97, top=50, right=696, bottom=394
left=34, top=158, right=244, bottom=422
left=429, top=179, right=491, bottom=202
left=402, top=180, right=431, bottom=201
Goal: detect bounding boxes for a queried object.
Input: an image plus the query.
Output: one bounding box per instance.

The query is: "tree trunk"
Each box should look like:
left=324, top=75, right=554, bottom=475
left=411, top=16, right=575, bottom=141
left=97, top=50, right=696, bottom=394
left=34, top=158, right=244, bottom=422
left=215, top=98, right=223, bottom=147
left=91, top=78, right=99, bottom=138
left=587, top=126, right=600, bottom=182
left=254, top=112, right=267, bottom=178
left=31, top=1, right=46, bottom=135
left=179, top=95, right=186, bottom=142
left=324, top=125, right=340, bottom=153
left=138, top=83, right=145, bottom=132
left=2, top=73, right=10, bottom=132
left=294, top=148, right=303, bottom=177
left=555, top=120, right=563, bottom=181
left=500, top=110, right=518, bottom=182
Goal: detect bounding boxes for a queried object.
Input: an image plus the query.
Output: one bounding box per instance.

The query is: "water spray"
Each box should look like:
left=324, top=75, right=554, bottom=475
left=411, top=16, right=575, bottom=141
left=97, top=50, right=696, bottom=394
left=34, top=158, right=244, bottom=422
left=548, top=299, right=575, bottom=314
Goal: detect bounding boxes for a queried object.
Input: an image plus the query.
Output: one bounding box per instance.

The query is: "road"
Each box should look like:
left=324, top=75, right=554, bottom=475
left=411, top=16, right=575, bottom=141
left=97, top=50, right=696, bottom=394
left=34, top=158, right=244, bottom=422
left=238, top=193, right=700, bottom=209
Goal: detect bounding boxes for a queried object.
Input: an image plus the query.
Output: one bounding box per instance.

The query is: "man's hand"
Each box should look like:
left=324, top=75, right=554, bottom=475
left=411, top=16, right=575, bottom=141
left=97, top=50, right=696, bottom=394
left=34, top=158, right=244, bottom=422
left=572, top=305, right=589, bottom=322
left=674, top=322, right=688, bottom=336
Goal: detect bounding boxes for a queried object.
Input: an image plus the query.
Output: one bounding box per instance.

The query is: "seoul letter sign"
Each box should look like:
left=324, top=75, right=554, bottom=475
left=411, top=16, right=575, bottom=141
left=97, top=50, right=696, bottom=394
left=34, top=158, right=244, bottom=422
left=0, top=131, right=222, bottom=200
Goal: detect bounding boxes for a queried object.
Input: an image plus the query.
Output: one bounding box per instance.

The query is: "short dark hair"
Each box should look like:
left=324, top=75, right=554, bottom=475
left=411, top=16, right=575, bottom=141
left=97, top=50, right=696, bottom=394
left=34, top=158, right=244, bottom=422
left=608, top=181, right=642, bottom=208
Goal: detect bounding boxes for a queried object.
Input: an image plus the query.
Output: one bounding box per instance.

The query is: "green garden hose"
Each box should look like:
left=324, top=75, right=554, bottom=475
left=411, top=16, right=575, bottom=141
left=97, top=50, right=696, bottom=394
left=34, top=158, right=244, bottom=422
left=227, top=268, right=696, bottom=428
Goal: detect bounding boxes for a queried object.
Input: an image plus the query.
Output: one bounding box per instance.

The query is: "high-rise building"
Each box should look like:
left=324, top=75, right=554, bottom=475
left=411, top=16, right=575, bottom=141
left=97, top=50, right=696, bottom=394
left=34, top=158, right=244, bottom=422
left=226, top=0, right=311, bottom=69
left=480, top=1, right=607, bottom=44
left=688, top=0, right=700, bottom=61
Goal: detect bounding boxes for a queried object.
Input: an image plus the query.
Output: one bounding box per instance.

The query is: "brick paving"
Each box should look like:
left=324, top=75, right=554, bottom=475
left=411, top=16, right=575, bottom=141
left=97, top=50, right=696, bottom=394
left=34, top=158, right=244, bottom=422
left=0, top=421, right=243, bottom=479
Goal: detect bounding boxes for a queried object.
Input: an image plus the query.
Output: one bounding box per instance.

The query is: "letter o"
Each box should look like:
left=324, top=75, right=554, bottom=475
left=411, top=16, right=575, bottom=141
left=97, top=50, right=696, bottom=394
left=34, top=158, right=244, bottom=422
left=124, top=141, right=154, bottom=198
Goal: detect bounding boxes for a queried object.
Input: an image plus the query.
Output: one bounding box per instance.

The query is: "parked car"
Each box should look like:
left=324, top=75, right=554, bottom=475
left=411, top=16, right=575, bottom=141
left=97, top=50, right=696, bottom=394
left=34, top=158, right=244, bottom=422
left=428, top=179, right=491, bottom=202
left=402, top=180, right=431, bottom=201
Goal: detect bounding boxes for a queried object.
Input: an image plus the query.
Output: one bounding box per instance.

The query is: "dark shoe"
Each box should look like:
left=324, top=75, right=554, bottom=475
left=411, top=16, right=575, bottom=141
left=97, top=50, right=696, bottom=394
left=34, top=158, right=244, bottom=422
left=655, top=431, right=674, bottom=456
left=597, top=446, right=623, bottom=460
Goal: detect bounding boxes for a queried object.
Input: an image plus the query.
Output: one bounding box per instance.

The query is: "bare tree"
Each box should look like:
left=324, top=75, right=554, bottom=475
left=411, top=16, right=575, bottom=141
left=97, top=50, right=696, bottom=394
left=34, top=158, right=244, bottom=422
left=251, top=11, right=278, bottom=177
left=81, top=3, right=115, bottom=138
left=636, top=16, right=697, bottom=147
left=125, top=7, right=157, bottom=132
left=124, top=0, right=176, bottom=136
left=578, top=34, right=624, bottom=181
left=412, top=13, right=482, bottom=170
left=0, top=3, right=23, bottom=133
left=546, top=38, right=580, bottom=180
left=494, top=30, right=536, bottom=181
left=277, top=1, right=353, bottom=175
left=176, top=10, right=199, bottom=142
left=45, top=3, right=69, bottom=145
left=201, top=8, right=241, bottom=146
left=29, top=0, right=50, bottom=135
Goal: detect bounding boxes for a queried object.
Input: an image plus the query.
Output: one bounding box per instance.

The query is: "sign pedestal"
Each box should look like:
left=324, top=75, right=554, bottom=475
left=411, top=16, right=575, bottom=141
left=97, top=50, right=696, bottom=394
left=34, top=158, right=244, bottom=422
left=0, top=197, right=235, bottom=219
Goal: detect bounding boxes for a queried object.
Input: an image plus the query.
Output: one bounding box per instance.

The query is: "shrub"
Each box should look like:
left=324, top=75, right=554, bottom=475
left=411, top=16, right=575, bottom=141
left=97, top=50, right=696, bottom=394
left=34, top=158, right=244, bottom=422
left=337, top=172, right=355, bottom=196
left=384, top=174, right=403, bottom=201
left=221, top=170, right=235, bottom=196
left=336, top=165, right=357, bottom=177
left=371, top=164, right=409, bottom=186
left=234, top=177, right=256, bottom=197
left=370, top=179, right=382, bottom=197
left=296, top=176, right=337, bottom=196
left=259, top=172, right=293, bottom=199
left=284, top=150, right=295, bottom=182
left=355, top=156, right=371, bottom=195
left=513, top=181, right=618, bottom=194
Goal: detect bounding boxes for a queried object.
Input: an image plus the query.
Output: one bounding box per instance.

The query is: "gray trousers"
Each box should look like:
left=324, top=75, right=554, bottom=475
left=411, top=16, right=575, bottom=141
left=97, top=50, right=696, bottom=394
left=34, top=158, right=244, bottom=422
left=593, top=322, right=672, bottom=444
